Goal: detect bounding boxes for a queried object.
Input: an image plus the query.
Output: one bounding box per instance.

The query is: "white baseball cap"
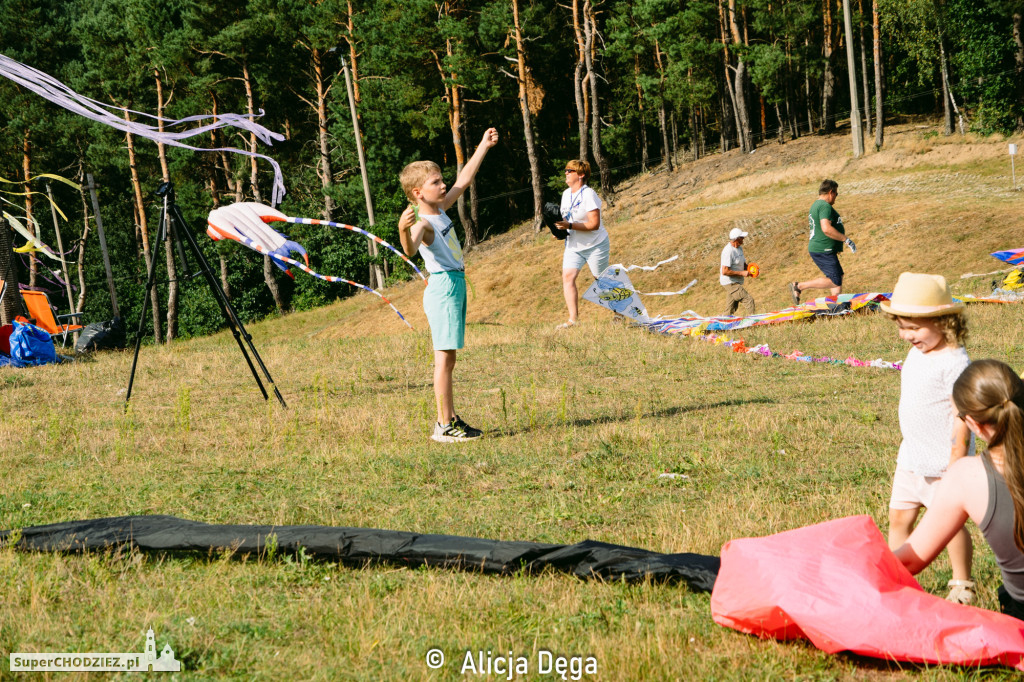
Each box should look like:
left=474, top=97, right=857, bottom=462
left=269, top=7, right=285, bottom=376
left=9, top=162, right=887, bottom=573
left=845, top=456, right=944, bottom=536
left=729, top=228, right=748, bottom=240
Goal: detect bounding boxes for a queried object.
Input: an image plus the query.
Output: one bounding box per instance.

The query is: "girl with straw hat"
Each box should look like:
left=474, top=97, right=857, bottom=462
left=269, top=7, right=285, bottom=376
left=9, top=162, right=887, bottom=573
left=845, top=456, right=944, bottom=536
left=881, top=273, right=976, bottom=603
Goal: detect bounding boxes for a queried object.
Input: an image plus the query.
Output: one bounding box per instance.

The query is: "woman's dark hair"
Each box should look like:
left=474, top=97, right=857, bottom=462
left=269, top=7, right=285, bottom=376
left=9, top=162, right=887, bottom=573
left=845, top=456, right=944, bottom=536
left=953, top=360, right=1024, bottom=551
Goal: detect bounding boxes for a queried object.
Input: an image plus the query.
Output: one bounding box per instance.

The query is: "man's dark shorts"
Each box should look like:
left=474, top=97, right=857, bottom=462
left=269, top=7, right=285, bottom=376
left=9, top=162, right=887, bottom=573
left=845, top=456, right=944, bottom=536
left=809, top=251, right=843, bottom=287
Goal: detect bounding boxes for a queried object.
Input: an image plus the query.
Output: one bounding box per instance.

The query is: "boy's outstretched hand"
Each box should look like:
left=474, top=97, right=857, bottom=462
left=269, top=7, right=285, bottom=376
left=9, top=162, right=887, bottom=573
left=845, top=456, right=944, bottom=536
left=480, top=127, right=499, bottom=149
left=399, top=205, right=418, bottom=232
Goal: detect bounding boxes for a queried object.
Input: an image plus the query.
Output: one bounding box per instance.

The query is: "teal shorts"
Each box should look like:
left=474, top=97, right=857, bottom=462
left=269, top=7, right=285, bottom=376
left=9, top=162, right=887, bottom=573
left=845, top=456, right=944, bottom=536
left=423, top=271, right=466, bottom=350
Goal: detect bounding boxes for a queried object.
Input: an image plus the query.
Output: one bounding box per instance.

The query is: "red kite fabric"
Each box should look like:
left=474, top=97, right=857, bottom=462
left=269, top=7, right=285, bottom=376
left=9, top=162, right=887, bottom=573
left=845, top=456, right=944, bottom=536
left=711, top=515, right=1024, bottom=670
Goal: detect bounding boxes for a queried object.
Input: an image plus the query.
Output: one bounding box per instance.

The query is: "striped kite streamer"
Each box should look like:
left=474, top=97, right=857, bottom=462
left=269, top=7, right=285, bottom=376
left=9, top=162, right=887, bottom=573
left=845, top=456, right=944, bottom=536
left=229, top=237, right=411, bottom=329
left=267, top=215, right=426, bottom=281
left=207, top=203, right=412, bottom=328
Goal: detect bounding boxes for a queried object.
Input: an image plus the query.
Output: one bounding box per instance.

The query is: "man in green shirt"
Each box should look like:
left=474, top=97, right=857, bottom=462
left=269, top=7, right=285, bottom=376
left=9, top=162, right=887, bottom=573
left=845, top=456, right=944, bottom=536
left=788, top=179, right=855, bottom=305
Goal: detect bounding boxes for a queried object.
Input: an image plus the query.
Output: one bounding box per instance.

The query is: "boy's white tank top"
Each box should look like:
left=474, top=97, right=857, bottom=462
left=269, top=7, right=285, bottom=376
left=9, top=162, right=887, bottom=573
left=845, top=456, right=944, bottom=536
left=418, top=212, right=464, bottom=273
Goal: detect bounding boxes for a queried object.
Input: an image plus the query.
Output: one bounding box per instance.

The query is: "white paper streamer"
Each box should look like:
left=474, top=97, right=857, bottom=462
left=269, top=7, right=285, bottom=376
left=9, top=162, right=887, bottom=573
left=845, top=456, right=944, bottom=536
left=0, top=54, right=286, bottom=205
left=636, top=278, right=697, bottom=296
left=621, top=255, right=678, bottom=272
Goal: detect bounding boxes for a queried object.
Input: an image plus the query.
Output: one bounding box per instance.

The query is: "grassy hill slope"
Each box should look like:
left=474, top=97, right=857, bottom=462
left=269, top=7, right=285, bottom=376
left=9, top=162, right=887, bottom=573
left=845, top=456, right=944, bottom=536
left=313, top=121, right=1020, bottom=340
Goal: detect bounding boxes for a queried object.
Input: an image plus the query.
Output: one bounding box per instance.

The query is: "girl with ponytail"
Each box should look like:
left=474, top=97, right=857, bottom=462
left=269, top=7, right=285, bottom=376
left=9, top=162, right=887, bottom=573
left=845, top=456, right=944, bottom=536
left=895, top=359, right=1024, bottom=617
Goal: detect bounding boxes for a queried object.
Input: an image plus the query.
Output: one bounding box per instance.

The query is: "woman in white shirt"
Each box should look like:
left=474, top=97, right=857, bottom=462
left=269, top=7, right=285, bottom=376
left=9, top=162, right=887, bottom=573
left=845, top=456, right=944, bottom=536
left=554, top=159, right=610, bottom=329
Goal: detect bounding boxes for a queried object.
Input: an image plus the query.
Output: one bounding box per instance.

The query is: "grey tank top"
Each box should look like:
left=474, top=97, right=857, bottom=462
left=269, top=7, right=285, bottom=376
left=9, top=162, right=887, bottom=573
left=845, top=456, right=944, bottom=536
left=979, top=454, right=1024, bottom=601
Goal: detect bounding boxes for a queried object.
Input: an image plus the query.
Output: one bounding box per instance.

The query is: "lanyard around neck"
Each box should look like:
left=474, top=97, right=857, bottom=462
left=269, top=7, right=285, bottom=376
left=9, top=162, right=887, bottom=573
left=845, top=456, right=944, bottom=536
left=565, top=185, right=588, bottom=220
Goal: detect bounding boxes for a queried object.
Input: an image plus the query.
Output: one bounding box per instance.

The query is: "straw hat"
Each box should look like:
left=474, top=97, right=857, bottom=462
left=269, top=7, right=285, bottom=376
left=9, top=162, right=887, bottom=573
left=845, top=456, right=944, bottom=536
left=880, top=272, right=964, bottom=317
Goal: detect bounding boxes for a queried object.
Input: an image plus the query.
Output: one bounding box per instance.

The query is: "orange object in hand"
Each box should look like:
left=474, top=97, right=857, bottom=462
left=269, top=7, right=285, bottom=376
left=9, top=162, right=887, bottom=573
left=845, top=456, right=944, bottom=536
left=747, top=263, right=760, bottom=278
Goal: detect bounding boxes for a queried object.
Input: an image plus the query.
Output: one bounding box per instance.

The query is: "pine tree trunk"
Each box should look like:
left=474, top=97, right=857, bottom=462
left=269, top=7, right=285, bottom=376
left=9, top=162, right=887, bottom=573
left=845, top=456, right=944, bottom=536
left=470, top=176, right=479, bottom=240
left=22, top=131, right=36, bottom=288
left=720, top=90, right=734, bottom=153
left=242, top=61, right=287, bottom=314
left=572, top=0, right=589, bottom=161
left=207, top=173, right=230, bottom=299
left=690, top=107, right=700, bottom=161
left=585, top=0, right=614, bottom=200
left=124, top=110, right=163, bottom=341
left=75, top=164, right=91, bottom=316
left=784, top=45, right=799, bottom=139
left=653, top=42, right=672, bottom=171
left=512, top=0, right=544, bottom=230
left=719, top=0, right=742, bottom=149
left=858, top=0, right=872, bottom=138
left=347, top=0, right=361, bottom=103
left=435, top=43, right=476, bottom=248
left=805, top=39, right=816, bottom=134
left=872, top=0, right=884, bottom=149
left=727, top=0, right=754, bottom=152
left=313, top=48, right=335, bottom=222
left=634, top=55, right=648, bottom=172
left=937, top=26, right=964, bottom=135
left=822, top=0, right=836, bottom=133
left=666, top=112, right=674, bottom=165
left=154, top=69, right=179, bottom=342
left=342, top=25, right=384, bottom=287
left=1014, top=12, right=1023, bottom=129
left=759, top=95, right=767, bottom=143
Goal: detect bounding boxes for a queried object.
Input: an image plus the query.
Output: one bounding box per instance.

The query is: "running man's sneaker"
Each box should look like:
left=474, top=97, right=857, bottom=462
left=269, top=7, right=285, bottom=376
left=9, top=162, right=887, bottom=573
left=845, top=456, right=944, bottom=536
left=431, top=416, right=483, bottom=442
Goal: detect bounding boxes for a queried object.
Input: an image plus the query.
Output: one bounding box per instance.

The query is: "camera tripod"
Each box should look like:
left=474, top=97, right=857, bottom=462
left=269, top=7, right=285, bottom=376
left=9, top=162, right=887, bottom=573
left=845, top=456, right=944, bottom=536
left=125, top=182, right=287, bottom=408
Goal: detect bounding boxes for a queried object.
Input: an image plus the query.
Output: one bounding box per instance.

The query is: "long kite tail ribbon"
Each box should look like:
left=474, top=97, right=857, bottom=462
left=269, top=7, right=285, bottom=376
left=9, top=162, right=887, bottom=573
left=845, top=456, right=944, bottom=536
left=207, top=203, right=412, bottom=328
left=637, top=278, right=698, bottom=296
left=621, top=255, right=679, bottom=272
left=0, top=54, right=286, bottom=206
left=271, top=215, right=427, bottom=281
left=253, top=249, right=412, bottom=329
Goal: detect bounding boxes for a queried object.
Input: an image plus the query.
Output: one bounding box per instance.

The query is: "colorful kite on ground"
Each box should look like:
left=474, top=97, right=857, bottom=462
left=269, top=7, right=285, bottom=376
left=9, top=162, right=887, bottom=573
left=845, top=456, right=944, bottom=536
left=684, top=330, right=902, bottom=370
left=712, top=515, right=1024, bottom=671
left=647, top=292, right=890, bottom=335
left=207, top=203, right=412, bottom=328
left=992, top=248, right=1024, bottom=267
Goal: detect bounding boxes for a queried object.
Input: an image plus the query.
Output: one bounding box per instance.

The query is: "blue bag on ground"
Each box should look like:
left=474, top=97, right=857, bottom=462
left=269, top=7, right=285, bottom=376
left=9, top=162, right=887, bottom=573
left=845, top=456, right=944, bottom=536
left=8, top=321, right=58, bottom=366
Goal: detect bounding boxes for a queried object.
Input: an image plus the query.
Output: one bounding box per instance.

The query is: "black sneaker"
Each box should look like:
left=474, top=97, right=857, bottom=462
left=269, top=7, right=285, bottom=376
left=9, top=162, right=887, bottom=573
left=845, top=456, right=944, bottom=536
left=452, top=415, right=483, bottom=438
left=431, top=416, right=483, bottom=442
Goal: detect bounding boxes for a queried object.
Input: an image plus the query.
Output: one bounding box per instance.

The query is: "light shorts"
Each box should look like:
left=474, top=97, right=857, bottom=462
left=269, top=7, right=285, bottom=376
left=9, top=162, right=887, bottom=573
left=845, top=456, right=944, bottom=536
left=563, top=236, right=611, bottom=277
left=423, top=270, right=466, bottom=351
left=889, top=468, right=943, bottom=510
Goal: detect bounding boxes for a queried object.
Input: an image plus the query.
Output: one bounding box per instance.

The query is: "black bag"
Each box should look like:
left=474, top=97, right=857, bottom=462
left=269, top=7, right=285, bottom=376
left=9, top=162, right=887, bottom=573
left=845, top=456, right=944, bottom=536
left=543, top=202, right=568, bottom=240
left=75, top=317, right=126, bottom=353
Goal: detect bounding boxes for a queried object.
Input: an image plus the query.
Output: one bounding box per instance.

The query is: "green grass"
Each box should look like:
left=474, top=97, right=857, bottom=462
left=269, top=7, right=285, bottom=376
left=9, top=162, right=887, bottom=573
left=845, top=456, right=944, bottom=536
left=2, top=302, right=1023, bottom=680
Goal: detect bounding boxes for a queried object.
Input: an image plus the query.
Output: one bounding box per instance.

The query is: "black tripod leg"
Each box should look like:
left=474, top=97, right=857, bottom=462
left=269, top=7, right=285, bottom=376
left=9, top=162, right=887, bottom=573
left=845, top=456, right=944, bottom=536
left=125, top=204, right=167, bottom=409
left=172, top=205, right=287, bottom=408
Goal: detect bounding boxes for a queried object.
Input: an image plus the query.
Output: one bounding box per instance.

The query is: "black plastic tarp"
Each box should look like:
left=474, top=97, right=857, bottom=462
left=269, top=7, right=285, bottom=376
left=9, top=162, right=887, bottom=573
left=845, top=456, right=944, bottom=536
left=1, top=515, right=719, bottom=591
